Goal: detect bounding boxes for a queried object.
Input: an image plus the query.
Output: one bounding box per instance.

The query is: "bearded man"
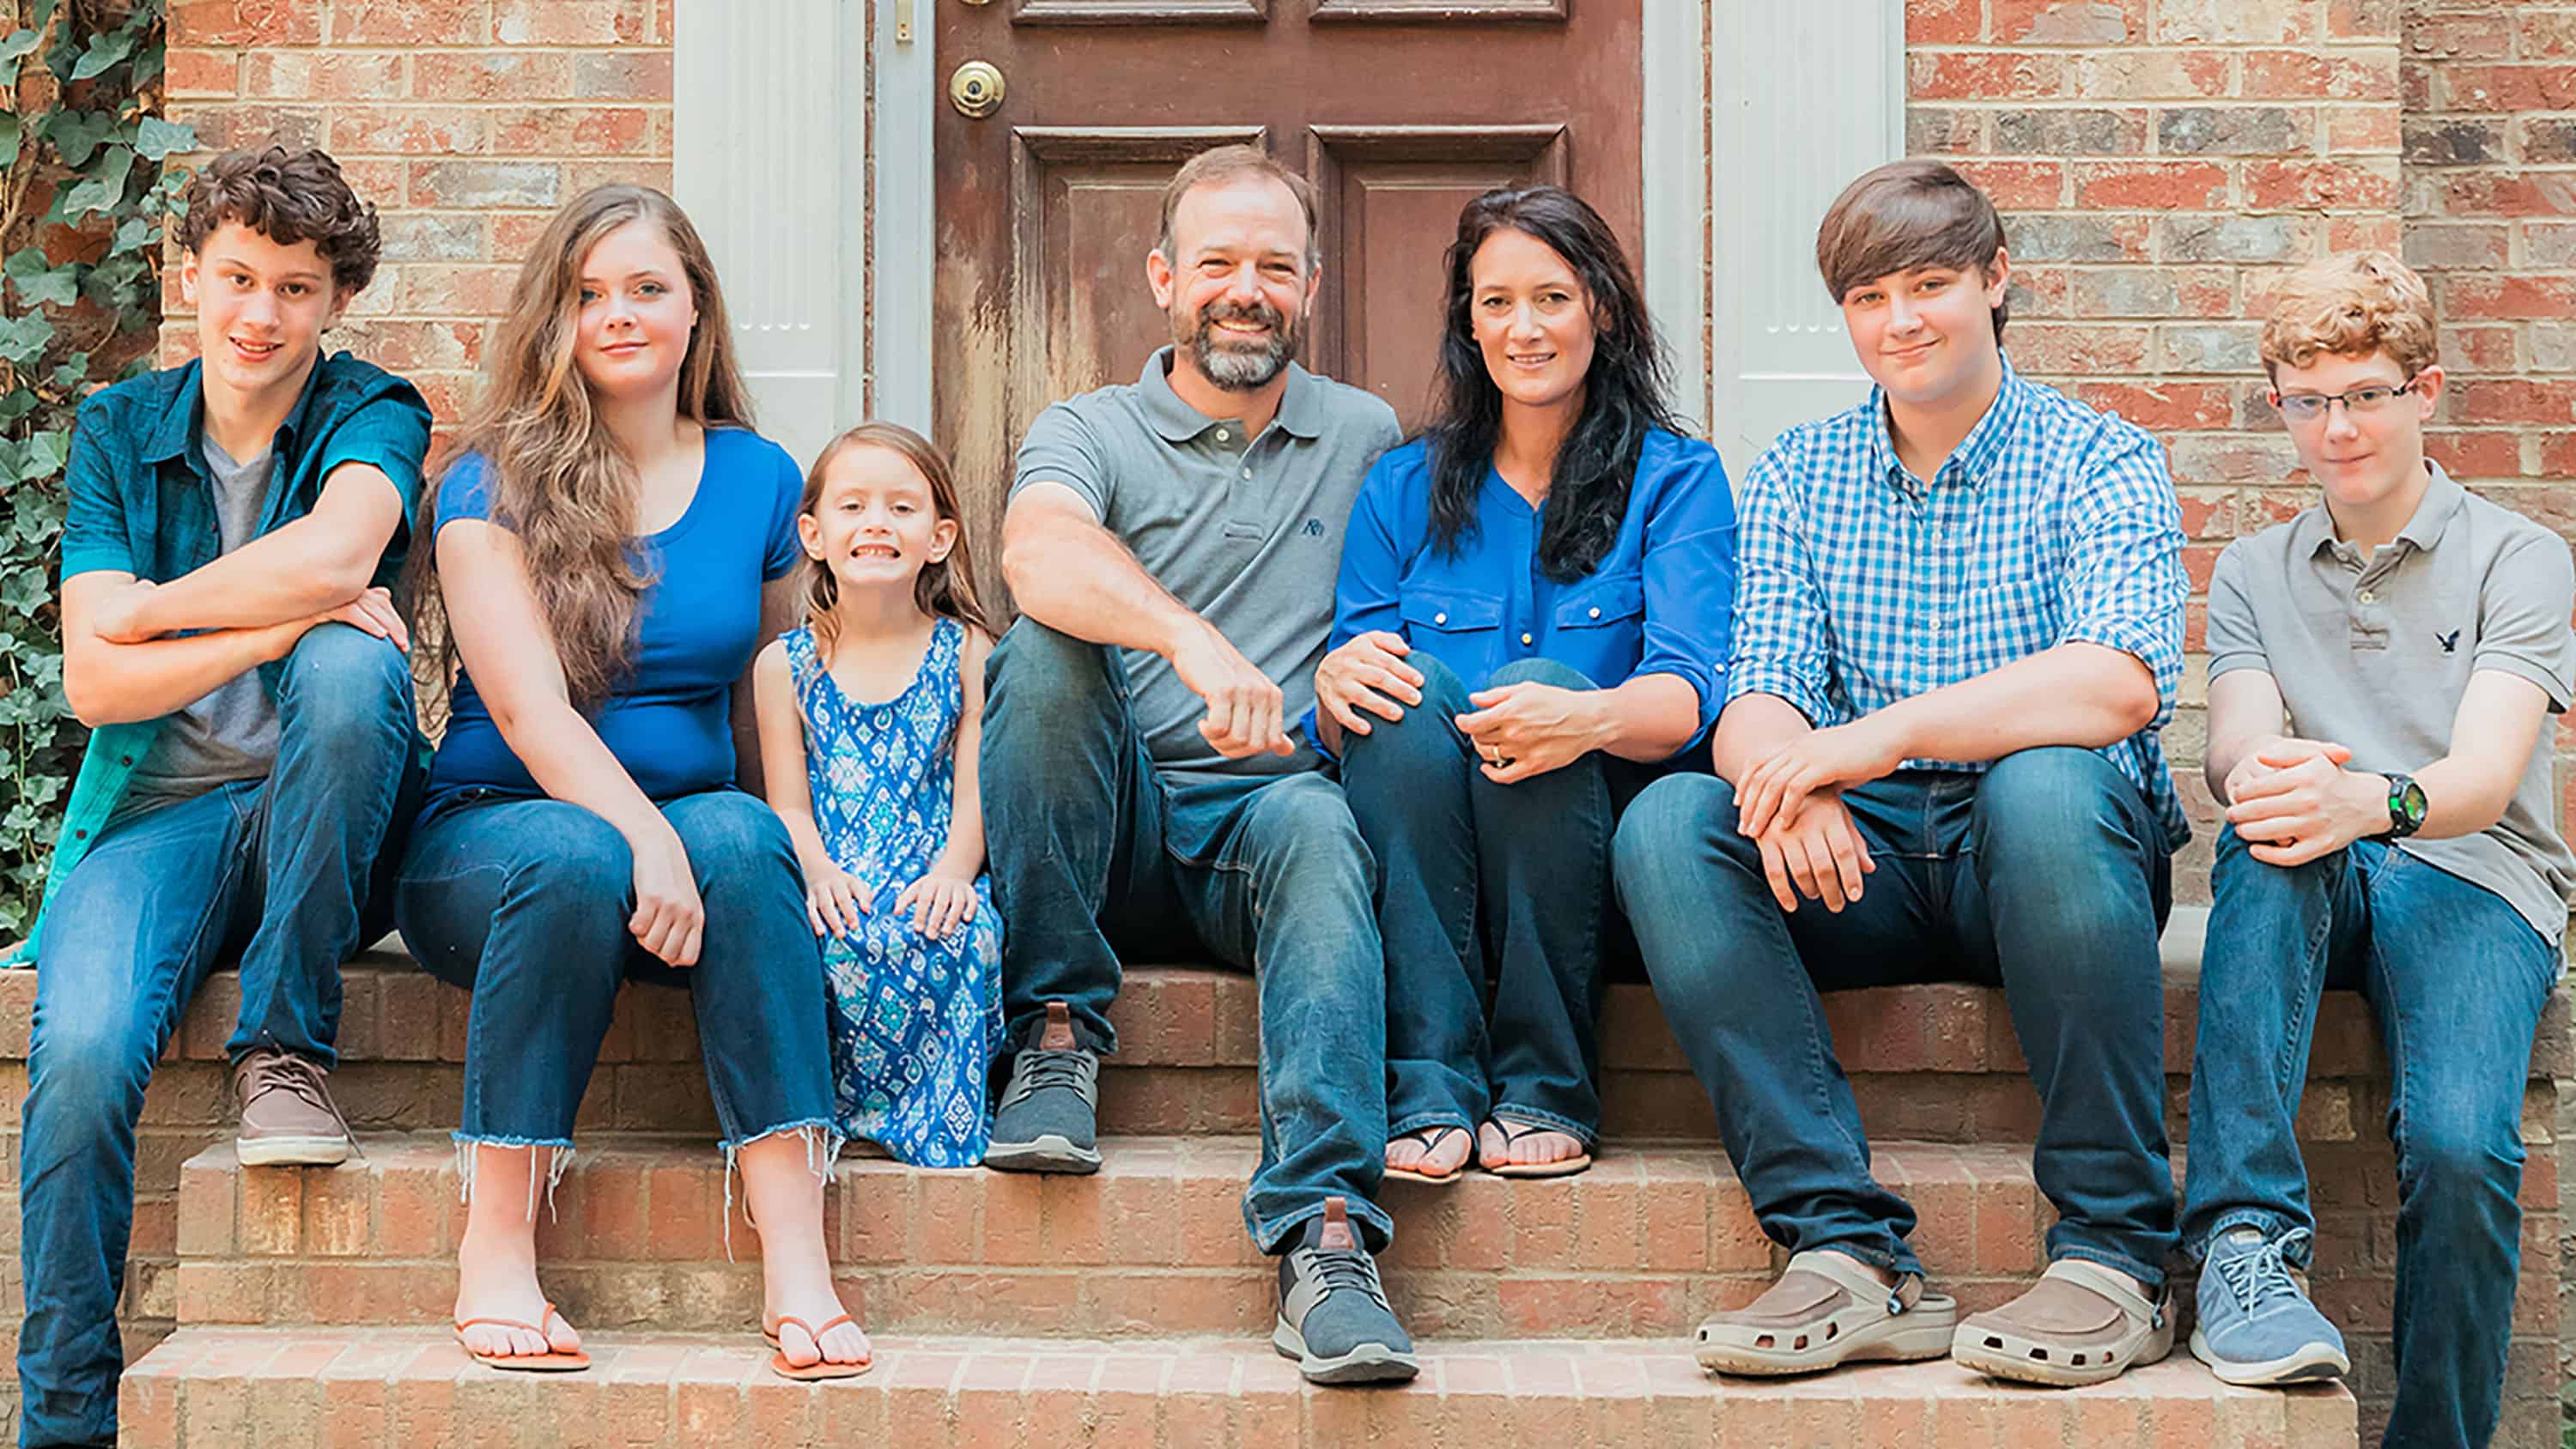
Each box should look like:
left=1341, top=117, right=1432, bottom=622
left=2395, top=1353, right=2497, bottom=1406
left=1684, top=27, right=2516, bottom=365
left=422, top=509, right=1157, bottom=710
left=978, top=146, right=1415, bottom=1385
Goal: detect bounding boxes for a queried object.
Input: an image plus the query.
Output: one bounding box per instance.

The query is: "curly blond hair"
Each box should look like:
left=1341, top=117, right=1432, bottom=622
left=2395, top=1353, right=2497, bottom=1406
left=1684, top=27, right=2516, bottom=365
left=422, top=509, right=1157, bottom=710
left=2260, top=252, right=2437, bottom=383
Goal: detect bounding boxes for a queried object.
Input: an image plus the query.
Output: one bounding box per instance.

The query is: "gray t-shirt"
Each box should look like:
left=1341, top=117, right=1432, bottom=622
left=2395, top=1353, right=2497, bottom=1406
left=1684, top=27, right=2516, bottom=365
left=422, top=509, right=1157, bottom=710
left=2207, top=462, right=2576, bottom=942
left=123, top=433, right=282, bottom=808
left=1010, top=348, right=1402, bottom=777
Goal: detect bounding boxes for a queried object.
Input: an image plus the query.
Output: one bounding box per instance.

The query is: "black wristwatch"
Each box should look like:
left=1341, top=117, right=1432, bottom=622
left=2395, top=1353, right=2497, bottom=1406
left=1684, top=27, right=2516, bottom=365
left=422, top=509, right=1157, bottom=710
left=2377, top=773, right=2427, bottom=840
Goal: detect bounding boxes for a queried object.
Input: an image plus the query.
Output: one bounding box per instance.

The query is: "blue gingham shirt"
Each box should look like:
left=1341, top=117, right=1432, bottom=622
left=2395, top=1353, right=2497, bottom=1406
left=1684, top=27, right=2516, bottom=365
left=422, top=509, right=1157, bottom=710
left=1727, top=358, right=2190, bottom=850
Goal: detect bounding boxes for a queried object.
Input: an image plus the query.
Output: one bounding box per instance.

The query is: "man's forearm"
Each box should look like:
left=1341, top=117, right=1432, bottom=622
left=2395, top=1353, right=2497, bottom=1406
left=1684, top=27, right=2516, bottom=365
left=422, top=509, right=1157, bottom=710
left=129, top=524, right=377, bottom=635
left=1712, top=693, right=1816, bottom=784
left=1004, top=523, right=1201, bottom=659
left=65, top=622, right=298, bottom=725
left=1868, top=643, right=2160, bottom=766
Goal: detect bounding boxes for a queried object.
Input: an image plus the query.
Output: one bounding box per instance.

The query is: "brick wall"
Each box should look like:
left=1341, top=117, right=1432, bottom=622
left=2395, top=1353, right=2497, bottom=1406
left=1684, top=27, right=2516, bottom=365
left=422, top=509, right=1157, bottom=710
left=162, top=0, right=677, bottom=443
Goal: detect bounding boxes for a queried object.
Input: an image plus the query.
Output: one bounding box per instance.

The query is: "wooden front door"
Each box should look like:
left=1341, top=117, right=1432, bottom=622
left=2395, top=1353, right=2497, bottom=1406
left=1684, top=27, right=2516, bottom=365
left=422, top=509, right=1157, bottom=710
left=930, top=0, right=1644, bottom=568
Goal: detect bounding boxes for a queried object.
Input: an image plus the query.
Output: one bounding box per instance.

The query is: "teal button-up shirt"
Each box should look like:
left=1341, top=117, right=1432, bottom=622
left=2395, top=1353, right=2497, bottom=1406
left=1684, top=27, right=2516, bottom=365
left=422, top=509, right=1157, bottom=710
left=9, top=351, right=434, bottom=964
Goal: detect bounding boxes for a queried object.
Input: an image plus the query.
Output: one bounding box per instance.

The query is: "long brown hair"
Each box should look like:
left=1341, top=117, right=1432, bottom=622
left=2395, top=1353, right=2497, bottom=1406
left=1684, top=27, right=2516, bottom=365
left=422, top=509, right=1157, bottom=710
left=798, top=422, right=994, bottom=662
left=412, top=184, right=755, bottom=714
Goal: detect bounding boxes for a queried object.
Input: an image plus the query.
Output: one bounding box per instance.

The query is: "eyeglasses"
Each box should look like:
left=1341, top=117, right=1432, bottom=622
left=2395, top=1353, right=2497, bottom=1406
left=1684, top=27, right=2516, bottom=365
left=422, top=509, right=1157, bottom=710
left=2273, top=376, right=2419, bottom=425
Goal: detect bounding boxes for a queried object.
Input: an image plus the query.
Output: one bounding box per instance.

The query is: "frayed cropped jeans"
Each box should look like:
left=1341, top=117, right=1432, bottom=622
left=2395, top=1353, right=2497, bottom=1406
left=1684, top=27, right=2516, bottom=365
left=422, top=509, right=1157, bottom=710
left=2183, top=827, right=2556, bottom=1449
left=980, top=621, right=1392, bottom=1254
left=20, top=623, right=421, bottom=1449
left=1613, top=747, right=2178, bottom=1290
left=393, top=788, right=836, bottom=1207
left=1337, top=652, right=1658, bottom=1150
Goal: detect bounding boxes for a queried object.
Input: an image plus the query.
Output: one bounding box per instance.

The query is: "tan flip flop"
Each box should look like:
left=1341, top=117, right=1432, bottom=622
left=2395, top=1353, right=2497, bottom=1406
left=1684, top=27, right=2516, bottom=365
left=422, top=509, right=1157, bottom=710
left=1951, top=1257, right=2173, bottom=1386
left=763, top=1313, right=872, bottom=1380
left=453, top=1300, right=592, bottom=1373
left=1694, top=1249, right=1957, bottom=1376
left=1383, top=1125, right=1472, bottom=1185
left=1479, top=1117, right=1593, bottom=1179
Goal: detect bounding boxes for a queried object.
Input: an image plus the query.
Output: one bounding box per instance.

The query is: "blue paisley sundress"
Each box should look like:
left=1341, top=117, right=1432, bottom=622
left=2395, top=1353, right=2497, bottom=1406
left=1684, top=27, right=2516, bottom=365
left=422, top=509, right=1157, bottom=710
left=786, top=617, right=1002, bottom=1167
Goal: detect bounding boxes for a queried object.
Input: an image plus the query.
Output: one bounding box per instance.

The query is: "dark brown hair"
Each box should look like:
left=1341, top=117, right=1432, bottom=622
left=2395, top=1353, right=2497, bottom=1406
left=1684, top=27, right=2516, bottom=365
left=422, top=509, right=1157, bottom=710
left=1814, top=159, right=2009, bottom=341
left=177, top=146, right=382, bottom=297
left=1157, top=144, right=1319, bottom=273
left=798, top=422, right=994, bottom=662
left=411, top=185, right=755, bottom=717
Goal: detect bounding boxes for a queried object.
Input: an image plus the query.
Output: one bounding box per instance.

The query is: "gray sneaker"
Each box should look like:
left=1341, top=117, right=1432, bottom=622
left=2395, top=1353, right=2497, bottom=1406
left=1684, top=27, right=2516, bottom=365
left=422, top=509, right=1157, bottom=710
left=2189, top=1226, right=2348, bottom=1385
left=985, top=1003, right=1103, bottom=1173
left=233, top=1047, right=356, bottom=1167
left=1273, top=1197, right=1417, bottom=1385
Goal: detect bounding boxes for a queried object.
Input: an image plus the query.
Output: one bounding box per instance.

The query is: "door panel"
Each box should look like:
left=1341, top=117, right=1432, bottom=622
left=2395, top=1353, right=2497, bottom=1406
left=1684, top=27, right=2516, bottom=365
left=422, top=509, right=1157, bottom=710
left=934, top=0, right=1643, bottom=586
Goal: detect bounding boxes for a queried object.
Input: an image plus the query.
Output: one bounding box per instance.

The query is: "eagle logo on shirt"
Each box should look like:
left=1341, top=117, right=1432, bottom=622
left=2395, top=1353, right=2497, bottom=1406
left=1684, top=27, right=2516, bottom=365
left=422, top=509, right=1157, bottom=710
left=2437, top=629, right=2460, bottom=654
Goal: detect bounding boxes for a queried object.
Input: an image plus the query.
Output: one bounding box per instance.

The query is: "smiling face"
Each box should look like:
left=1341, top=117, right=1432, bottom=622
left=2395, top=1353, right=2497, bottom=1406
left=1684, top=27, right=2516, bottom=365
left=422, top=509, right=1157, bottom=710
left=182, top=221, right=347, bottom=403
left=1838, top=255, right=2010, bottom=409
left=799, top=441, right=957, bottom=595
left=1148, top=175, right=1317, bottom=393
left=1468, top=227, right=1597, bottom=415
left=2270, top=349, right=2442, bottom=516
left=571, top=219, right=697, bottom=405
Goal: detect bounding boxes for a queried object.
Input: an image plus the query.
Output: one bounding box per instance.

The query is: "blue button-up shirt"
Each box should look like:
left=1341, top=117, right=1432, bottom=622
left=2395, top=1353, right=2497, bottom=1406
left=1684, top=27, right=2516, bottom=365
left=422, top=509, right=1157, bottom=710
left=14, top=351, right=433, bottom=963
left=1325, top=428, right=1737, bottom=756
left=1727, top=358, right=2190, bottom=849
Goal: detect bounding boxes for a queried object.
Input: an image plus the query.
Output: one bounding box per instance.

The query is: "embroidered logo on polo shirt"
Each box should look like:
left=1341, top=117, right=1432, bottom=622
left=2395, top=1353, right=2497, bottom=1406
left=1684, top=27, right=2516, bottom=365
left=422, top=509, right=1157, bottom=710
left=2438, top=629, right=2461, bottom=654
left=1302, top=518, right=1325, bottom=537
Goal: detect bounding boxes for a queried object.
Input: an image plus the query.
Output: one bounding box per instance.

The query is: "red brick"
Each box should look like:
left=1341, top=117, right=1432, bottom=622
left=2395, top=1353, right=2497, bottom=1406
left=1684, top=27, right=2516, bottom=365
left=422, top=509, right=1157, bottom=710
left=2073, top=161, right=2228, bottom=210
left=167, top=49, right=240, bottom=100
left=492, top=0, right=656, bottom=45
left=330, top=0, right=483, bottom=44
left=1910, top=52, right=2067, bottom=100
left=1992, top=0, right=2140, bottom=45
left=2241, top=48, right=2397, bottom=100
left=1951, top=161, right=2063, bottom=209
left=2453, top=379, right=2576, bottom=427
left=243, top=52, right=405, bottom=101
left=171, top=0, right=325, bottom=45
left=413, top=52, right=578, bottom=102
left=2245, top=159, right=2399, bottom=210
left=2443, top=64, right=2576, bottom=112
left=2444, top=276, right=2576, bottom=322
left=1905, top=0, right=1980, bottom=42
left=330, top=107, right=489, bottom=158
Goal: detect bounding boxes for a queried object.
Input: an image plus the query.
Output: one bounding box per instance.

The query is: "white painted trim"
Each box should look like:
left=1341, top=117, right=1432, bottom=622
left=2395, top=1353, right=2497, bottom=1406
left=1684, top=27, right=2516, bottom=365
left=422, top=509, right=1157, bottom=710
left=1641, top=0, right=1707, bottom=436
left=872, top=0, right=939, bottom=432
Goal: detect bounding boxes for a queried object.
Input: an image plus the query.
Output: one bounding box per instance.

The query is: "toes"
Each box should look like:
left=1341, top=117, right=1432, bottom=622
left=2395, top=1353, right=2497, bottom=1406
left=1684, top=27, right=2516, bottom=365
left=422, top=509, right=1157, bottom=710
left=1385, top=1142, right=1422, bottom=1170
left=544, top=1311, right=582, bottom=1355
left=780, top=1325, right=822, bottom=1368
left=823, top=1322, right=872, bottom=1366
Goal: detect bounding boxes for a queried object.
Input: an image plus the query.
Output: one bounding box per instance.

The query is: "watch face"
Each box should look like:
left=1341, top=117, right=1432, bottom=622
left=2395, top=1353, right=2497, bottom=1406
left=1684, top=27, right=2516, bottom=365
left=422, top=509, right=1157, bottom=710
left=2399, top=779, right=2429, bottom=824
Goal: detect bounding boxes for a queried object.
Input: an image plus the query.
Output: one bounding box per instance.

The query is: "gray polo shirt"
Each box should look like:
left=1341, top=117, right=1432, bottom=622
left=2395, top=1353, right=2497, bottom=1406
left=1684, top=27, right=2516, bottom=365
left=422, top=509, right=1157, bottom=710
left=2207, top=462, right=2576, bottom=942
left=1011, top=347, right=1402, bottom=777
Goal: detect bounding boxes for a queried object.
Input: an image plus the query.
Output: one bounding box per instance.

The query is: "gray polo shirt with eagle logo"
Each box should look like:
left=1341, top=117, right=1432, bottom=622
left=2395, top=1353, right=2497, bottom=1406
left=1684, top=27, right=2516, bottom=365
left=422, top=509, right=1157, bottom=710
left=2206, top=461, right=2576, bottom=943
left=1011, top=346, right=1402, bottom=777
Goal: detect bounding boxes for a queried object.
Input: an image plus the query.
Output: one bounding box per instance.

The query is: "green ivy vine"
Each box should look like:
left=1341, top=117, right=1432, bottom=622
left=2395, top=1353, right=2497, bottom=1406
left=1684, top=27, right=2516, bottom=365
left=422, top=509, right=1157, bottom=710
left=0, top=0, right=192, bottom=936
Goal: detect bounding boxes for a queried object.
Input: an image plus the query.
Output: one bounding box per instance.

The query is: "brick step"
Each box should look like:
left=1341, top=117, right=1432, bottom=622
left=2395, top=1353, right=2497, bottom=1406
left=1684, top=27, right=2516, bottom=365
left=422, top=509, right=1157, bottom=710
left=175, top=1131, right=2558, bottom=1349
left=6, top=908, right=2557, bottom=1149
left=119, top=1326, right=2360, bottom=1449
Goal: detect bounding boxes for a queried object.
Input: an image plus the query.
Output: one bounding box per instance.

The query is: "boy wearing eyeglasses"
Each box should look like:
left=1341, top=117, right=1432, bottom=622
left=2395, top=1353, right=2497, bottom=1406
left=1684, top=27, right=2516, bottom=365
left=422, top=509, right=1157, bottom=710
left=2182, top=252, right=2574, bottom=1442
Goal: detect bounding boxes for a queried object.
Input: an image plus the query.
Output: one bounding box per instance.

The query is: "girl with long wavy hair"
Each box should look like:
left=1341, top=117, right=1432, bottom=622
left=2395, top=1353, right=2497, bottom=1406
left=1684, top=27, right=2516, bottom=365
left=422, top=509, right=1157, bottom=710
left=1314, top=185, right=1738, bottom=1184
left=394, top=184, right=867, bottom=1379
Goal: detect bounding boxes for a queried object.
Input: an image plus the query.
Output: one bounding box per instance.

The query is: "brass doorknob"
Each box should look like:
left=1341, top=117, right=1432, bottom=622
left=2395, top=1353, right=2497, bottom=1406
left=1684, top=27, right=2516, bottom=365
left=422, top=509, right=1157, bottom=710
left=950, top=61, right=1005, bottom=119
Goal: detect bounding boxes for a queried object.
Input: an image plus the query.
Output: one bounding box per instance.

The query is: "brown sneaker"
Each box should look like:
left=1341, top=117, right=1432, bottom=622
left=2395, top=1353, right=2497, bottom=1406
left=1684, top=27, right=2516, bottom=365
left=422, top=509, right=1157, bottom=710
left=233, top=1047, right=356, bottom=1167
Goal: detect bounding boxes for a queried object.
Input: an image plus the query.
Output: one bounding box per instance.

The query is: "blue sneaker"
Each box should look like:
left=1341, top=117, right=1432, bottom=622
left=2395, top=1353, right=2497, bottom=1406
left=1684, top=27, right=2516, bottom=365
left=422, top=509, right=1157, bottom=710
left=2189, top=1227, right=2348, bottom=1385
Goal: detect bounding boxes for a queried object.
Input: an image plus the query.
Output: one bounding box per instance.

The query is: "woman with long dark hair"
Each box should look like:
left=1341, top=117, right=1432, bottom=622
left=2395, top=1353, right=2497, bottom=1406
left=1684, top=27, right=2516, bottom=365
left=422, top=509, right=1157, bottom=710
left=1315, top=186, right=1735, bottom=1182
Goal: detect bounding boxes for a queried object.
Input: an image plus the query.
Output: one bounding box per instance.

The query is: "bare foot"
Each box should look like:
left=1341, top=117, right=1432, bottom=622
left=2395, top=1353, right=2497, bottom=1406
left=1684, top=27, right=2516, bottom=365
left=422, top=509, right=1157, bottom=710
left=1477, top=1118, right=1587, bottom=1171
left=1386, top=1125, right=1473, bottom=1179
left=765, top=1270, right=870, bottom=1370
left=454, top=1228, right=581, bottom=1360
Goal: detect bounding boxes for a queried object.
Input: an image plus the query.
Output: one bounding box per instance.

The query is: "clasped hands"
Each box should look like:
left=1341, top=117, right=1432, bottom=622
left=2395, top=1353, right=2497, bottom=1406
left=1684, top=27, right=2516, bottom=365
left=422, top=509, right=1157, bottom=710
left=2221, top=737, right=2390, bottom=868
left=1313, top=630, right=1599, bottom=782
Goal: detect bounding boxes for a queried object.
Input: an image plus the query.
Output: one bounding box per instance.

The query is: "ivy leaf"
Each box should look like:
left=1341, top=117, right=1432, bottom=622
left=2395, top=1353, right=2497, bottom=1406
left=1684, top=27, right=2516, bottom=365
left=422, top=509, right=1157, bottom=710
left=0, top=122, right=20, bottom=172
left=0, top=312, right=54, bottom=365
left=20, top=431, right=68, bottom=484
left=5, top=249, right=77, bottom=309
left=108, top=216, right=151, bottom=256
left=55, top=144, right=135, bottom=221
left=39, top=109, right=115, bottom=167
left=48, top=353, right=88, bottom=390
left=68, top=32, right=133, bottom=82
left=132, top=116, right=193, bottom=162
left=0, top=27, right=39, bottom=88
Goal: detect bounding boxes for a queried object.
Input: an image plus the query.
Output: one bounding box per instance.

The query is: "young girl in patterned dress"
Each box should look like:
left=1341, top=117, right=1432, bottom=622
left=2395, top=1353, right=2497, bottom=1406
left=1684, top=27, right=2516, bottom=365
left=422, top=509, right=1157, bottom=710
left=751, top=422, right=1003, bottom=1168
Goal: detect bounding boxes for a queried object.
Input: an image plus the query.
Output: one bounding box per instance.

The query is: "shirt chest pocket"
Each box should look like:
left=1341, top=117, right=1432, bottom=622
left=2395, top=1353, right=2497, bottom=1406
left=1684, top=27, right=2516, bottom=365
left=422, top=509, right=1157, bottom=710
left=1553, top=573, right=1644, bottom=631
left=1400, top=587, right=1504, bottom=639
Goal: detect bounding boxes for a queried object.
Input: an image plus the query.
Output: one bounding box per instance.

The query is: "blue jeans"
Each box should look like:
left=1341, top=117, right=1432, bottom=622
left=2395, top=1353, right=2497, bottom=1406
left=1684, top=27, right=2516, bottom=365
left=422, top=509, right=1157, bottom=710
left=392, top=789, right=835, bottom=1171
left=1339, top=652, right=1653, bottom=1148
left=19, top=623, right=421, bottom=1448
left=981, top=621, right=1392, bottom=1252
left=2183, top=828, right=2555, bottom=1449
left=1613, top=747, right=2177, bottom=1287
